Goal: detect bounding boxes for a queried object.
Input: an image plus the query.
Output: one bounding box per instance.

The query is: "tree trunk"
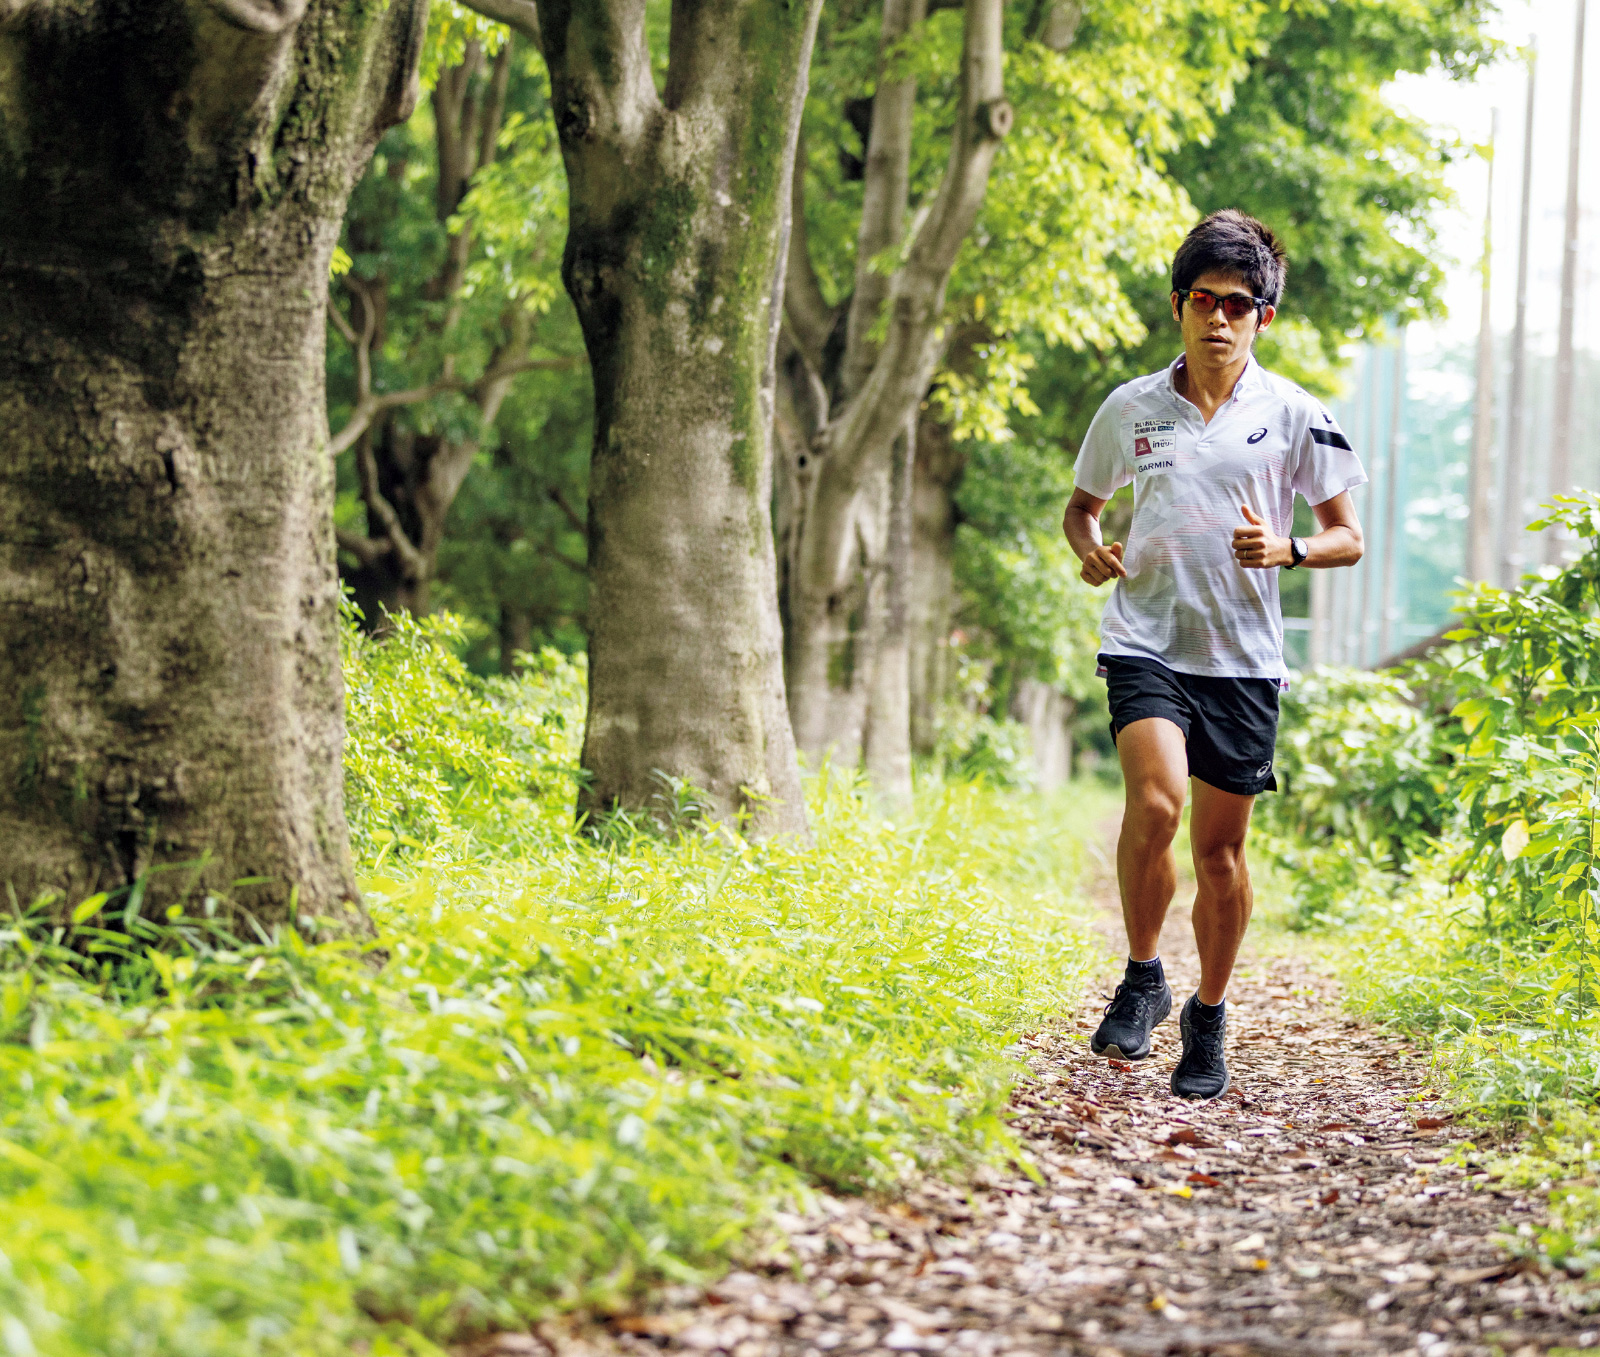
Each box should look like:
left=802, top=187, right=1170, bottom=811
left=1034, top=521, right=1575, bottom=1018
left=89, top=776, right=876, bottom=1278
left=0, top=0, right=428, bottom=926
left=499, top=603, right=535, bottom=673
left=863, top=414, right=915, bottom=806
left=779, top=0, right=1008, bottom=793
left=1009, top=678, right=1074, bottom=790
left=909, top=408, right=965, bottom=754
left=535, top=0, right=820, bottom=836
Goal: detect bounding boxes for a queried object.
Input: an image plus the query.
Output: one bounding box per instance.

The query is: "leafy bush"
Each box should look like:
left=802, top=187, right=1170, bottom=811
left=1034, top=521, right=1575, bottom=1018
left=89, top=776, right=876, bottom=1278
left=1255, top=666, right=1452, bottom=925
left=342, top=604, right=586, bottom=860
left=0, top=612, right=1100, bottom=1355
left=1267, top=492, right=1600, bottom=1277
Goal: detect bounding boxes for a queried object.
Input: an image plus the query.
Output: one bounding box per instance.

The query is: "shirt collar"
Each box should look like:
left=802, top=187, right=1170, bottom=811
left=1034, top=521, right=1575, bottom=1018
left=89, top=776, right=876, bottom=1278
left=1166, top=352, right=1262, bottom=407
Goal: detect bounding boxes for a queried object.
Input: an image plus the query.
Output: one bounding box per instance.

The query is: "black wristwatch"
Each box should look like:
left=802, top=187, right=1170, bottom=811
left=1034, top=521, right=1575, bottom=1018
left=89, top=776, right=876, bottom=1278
left=1286, top=536, right=1308, bottom=570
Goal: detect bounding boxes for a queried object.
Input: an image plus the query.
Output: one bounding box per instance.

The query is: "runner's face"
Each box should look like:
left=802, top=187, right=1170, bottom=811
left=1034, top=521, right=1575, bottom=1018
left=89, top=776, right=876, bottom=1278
left=1171, top=270, right=1274, bottom=369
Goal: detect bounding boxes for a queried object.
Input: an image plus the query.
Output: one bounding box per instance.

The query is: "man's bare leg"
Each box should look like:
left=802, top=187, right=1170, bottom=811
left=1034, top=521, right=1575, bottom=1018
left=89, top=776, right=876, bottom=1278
left=1114, top=717, right=1189, bottom=957
left=1090, top=717, right=1189, bottom=1059
left=1188, top=778, right=1256, bottom=1004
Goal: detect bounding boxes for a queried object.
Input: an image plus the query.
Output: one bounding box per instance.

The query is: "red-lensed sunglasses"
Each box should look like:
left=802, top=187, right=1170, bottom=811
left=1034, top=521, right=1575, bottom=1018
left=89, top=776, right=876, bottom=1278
left=1176, top=287, right=1270, bottom=320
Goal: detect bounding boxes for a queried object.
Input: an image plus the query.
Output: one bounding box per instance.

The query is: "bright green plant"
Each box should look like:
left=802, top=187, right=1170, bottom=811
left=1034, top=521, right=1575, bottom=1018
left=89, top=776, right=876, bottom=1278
left=1268, top=493, right=1600, bottom=1278
left=0, top=612, right=1099, bottom=1355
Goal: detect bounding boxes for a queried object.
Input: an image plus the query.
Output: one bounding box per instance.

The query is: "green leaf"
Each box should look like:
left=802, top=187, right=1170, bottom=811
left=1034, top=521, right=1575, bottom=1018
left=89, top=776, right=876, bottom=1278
left=1501, top=819, right=1530, bottom=863
left=70, top=892, right=109, bottom=925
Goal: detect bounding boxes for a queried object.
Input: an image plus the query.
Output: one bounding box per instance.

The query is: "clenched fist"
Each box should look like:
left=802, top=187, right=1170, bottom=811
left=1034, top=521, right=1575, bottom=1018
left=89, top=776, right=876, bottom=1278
left=1232, top=504, right=1290, bottom=569
left=1081, top=540, right=1128, bottom=587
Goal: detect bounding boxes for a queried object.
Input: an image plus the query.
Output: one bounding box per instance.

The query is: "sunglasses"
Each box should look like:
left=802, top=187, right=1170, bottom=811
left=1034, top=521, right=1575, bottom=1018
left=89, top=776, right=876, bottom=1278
left=1177, top=288, right=1269, bottom=320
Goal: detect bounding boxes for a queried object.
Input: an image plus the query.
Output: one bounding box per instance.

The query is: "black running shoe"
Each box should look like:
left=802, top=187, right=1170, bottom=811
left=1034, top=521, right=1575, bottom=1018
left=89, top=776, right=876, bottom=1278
left=1171, top=995, right=1230, bottom=1100
left=1090, top=967, right=1172, bottom=1060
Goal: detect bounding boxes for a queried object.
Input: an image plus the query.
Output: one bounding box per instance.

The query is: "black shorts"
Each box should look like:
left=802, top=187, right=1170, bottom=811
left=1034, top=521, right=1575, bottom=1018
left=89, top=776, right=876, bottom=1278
left=1099, top=654, right=1281, bottom=796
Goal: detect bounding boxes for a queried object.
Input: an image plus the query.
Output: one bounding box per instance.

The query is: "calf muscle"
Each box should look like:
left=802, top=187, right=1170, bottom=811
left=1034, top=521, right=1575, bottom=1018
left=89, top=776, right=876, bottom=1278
left=1115, top=721, right=1256, bottom=1002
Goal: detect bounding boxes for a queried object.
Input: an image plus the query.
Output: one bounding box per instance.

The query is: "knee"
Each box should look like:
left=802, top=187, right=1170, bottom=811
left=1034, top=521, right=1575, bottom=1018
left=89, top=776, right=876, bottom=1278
left=1126, top=788, right=1182, bottom=845
left=1195, top=839, right=1246, bottom=886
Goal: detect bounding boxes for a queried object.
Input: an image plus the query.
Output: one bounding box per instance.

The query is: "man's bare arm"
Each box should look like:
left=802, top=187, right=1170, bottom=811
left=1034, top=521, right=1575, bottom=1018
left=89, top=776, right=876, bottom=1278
left=1063, top=487, right=1127, bottom=586
left=1231, top=491, right=1364, bottom=570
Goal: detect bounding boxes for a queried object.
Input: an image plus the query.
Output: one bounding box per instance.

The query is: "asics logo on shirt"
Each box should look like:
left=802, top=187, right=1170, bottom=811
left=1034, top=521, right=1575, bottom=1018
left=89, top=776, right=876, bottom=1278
left=1247, top=428, right=1268, bottom=444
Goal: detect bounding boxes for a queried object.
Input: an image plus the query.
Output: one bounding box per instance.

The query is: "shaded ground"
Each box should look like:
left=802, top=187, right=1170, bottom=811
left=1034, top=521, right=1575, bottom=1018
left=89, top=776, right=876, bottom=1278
left=495, top=819, right=1597, bottom=1357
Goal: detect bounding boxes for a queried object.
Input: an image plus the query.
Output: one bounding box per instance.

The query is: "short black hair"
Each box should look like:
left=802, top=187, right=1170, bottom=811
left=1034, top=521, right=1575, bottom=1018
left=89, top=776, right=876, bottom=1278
left=1171, top=210, right=1287, bottom=308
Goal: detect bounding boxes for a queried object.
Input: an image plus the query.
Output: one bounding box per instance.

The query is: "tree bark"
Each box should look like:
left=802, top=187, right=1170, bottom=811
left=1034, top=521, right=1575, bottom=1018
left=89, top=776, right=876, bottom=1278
left=1009, top=678, right=1073, bottom=789
left=779, top=0, right=1008, bottom=790
left=908, top=407, right=965, bottom=755
left=528, top=0, right=820, bottom=836
left=0, top=0, right=428, bottom=925
left=863, top=413, right=914, bottom=806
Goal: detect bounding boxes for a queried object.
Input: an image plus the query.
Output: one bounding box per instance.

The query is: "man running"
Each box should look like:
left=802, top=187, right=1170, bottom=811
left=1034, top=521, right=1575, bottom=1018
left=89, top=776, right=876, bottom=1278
left=1062, top=210, right=1367, bottom=1100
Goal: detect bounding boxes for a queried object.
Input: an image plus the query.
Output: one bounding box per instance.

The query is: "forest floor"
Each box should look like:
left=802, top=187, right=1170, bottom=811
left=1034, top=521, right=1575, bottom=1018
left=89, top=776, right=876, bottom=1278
left=490, top=820, right=1600, bottom=1357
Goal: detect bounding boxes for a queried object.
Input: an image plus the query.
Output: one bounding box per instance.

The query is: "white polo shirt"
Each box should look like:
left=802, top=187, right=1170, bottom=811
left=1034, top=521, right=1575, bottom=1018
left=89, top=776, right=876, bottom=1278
left=1074, top=354, right=1367, bottom=680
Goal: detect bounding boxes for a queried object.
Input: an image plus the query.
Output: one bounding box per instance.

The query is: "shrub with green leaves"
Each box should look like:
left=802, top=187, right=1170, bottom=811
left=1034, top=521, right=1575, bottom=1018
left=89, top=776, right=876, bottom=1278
left=1255, top=665, right=1452, bottom=926
left=1266, top=492, right=1600, bottom=1278
left=0, top=611, right=1100, bottom=1355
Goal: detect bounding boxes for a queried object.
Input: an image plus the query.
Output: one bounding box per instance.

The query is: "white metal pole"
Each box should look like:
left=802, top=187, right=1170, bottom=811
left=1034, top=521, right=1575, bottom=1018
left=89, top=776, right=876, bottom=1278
left=1380, top=333, right=1407, bottom=660
left=1501, top=40, right=1538, bottom=588
left=1468, top=112, right=1498, bottom=583
left=1547, top=0, right=1587, bottom=564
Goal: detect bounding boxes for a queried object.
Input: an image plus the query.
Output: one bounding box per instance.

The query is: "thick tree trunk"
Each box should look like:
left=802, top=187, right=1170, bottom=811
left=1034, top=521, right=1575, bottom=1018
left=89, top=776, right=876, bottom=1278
left=0, top=0, right=428, bottom=925
left=536, top=0, right=820, bottom=836
left=909, top=410, right=965, bottom=754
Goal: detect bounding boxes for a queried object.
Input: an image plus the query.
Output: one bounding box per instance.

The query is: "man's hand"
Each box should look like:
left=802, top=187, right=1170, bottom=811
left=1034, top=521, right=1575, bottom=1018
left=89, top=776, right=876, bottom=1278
left=1081, top=540, right=1127, bottom=586
left=1232, top=504, right=1290, bottom=569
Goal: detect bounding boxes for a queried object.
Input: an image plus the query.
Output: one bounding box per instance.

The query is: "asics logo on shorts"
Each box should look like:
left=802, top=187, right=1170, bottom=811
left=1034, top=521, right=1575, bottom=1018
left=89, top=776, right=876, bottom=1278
left=1256, top=761, right=1272, bottom=777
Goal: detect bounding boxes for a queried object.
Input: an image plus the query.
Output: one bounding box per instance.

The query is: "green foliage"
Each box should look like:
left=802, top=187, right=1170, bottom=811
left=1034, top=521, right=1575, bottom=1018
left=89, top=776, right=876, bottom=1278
left=954, top=439, right=1105, bottom=700
left=333, top=28, right=588, bottom=666
left=0, top=616, right=1099, bottom=1355
left=1254, top=667, right=1452, bottom=925
left=1265, top=494, right=1600, bottom=1278
left=342, top=603, right=586, bottom=859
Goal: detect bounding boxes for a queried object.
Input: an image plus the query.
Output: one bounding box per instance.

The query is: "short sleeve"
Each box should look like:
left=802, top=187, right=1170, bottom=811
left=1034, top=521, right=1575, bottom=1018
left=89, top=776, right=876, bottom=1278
left=1073, top=392, right=1130, bottom=499
left=1291, top=404, right=1368, bottom=506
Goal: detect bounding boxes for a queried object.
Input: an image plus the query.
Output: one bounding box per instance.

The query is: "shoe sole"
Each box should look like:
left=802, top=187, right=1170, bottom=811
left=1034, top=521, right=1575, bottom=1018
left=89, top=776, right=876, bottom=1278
left=1089, top=990, right=1172, bottom=1062
left=1092, top=1040, right=1150, bottom=1061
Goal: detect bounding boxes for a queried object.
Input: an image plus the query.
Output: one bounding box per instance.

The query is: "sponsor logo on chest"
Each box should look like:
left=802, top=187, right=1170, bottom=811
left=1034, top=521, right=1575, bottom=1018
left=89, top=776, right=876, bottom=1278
left=1132, top=418, right=1178, bottom=474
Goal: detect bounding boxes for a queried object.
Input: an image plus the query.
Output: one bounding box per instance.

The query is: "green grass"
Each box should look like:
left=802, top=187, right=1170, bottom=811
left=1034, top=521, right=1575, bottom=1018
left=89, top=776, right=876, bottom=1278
left=0, top=613, right=1103, bottom=1355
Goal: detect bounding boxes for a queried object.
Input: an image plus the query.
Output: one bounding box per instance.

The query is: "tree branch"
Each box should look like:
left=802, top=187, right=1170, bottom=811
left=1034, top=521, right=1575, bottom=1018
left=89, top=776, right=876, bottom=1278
left=841, top=0, right=927, bottom=398
left=479, top=39, right=516, bottom=172
left=353, top=433, right=426, bottom=581
left=819, top=0, right=1008, bottom=488
left=335, top=527, right=391, bottom=567
left=328, top=360, right=579, bottom=457
left=784, top=129, right=837, bottom=373
left=902, top=0, right=1006, bottom=280
left=533, top=0, right=659, bottom=149
left=457, top=0, right=543, bottom=49
left=536, top=540, right=589, bottom=574
left=548, top=485, right=589, bottom=538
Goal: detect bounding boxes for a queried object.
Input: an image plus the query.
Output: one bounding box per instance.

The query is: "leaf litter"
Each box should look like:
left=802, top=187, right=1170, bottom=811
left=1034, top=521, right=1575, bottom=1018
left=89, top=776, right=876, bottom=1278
left=461, top=853, right=1600, bottom=1357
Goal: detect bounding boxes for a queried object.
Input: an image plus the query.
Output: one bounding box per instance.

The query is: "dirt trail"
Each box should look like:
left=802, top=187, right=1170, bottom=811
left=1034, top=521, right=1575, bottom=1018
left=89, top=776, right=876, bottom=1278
left=509, top=822, right=1596, bottom=1357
